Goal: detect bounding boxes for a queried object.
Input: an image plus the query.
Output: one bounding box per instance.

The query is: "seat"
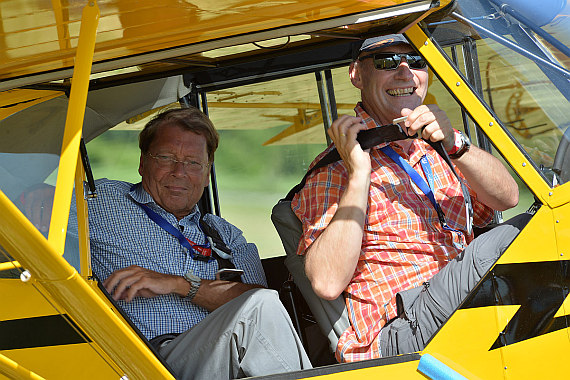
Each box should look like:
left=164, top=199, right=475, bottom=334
left=271, top=199, right=350, bottom=354
left=553, top=124, right=570, bottom=184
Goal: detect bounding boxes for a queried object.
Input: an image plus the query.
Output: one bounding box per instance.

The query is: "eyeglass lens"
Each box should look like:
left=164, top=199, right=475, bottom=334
left=149, top=153, right=205, bottom=174
left=372, top=53, right=426, bottom=70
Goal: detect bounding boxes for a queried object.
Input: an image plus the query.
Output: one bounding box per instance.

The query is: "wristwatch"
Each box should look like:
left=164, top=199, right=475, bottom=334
left=183, top=271, right=201, bottom=301
left=448, top=130, right=471, bottom=159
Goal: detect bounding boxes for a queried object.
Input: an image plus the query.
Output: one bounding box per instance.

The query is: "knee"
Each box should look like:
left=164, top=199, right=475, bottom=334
left=240, top=288, right=282, bottom=311
left=471, top=218, right=526, bottom=275
left=236, top=288, right=290, bottom=324
left=244, top=288, right=279, bottom=303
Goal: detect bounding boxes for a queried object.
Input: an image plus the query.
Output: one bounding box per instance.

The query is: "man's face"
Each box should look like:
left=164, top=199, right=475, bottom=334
left=352, top=44, right=428, bottom=125
left=139, top=123, right=210, bottom=220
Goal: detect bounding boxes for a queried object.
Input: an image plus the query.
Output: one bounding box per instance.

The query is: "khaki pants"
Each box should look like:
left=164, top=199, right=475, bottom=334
left=159, top=288, right=312, bottom=379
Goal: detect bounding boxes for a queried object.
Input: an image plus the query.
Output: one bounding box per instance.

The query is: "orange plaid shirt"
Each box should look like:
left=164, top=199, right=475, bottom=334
left=291, top=104, right=493, bottom=362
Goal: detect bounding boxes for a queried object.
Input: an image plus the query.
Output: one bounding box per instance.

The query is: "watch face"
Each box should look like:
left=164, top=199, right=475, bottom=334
left=461, top=133, right=471, bottom=146
left=455, top=131, right=464, bottom=149
left=184, top=272, right=200, bottom=283
left=450, top=132, right=471, bottom=158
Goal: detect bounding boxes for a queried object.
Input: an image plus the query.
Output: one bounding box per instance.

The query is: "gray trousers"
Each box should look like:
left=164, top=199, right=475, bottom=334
left=379, top=213, right=531, bottom=356
left=158, top=288, right=312, bottom=379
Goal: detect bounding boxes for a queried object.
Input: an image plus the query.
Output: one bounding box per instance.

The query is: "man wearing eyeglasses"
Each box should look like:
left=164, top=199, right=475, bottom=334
left=292, top=34, right=525, bottom=362
left=86, top=107, right=311, bottom=378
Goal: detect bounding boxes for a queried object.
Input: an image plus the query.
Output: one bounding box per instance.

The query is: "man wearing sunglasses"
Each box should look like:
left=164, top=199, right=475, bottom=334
left=292, top=34, right=525, bottom=362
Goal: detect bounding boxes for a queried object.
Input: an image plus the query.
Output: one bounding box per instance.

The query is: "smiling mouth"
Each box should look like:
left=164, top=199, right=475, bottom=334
left=387, top=87, right=415, bottom=97
left=166, top=185, right=188, bottom=192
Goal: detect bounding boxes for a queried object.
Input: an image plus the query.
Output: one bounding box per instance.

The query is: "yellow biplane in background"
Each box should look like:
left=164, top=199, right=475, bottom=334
left=1, top=0, right=569, bottom=378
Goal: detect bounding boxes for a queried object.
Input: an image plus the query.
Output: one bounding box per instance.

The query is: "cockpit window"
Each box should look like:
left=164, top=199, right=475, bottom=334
left=428, top=0, right=570, bottom=187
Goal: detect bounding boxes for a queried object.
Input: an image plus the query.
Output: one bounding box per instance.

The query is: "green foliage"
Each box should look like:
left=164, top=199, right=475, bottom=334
left=86, top=130, right=141, bottom=183
left=214, top=127, right=325, bottom=193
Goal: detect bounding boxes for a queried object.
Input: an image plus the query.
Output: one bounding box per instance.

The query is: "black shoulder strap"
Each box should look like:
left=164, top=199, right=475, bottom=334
left=199, top=214, right=243, bottom=282
left=285, top=123, right=411, bottom=200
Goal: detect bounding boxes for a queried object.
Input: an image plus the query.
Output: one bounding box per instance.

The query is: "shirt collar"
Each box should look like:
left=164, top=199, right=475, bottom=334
left=129, top=182, right=154, bottom=205
left=390, top=140, right=431, bottom=166
left=354, top=102, right=380, bottom=131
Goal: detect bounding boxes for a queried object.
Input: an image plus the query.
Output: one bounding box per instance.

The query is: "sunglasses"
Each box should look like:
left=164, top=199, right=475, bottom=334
left=358, top=52, right=427, bottom=70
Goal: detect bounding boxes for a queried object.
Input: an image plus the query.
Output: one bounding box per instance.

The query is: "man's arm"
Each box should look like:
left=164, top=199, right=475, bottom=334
left=303, top=115, right=371, bottom=301
left=450, top=145, right=518, bottom=211
left=403, top=105, right=519, bottom=211
left=103, top=265, right=263, bottom=312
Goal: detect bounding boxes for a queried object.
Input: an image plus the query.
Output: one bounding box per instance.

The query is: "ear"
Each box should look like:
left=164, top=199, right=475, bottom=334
left=138, top=154, right=144, bottom=177
left=349, top=61, right=364, bottom=90
left=203, top=164, right=211, bottom=187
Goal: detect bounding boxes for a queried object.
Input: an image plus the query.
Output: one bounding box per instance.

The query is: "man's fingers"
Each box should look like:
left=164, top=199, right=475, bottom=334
left=112, top=273, right=142, bottom=301
left=403, top=104, right=453, bottom=144
left=122, top=278, right=147, bottom=302
left=103, top=265, right=141, bottom=297
left=329, top=115, right=363, bottom=142
left=123, top=279, right=161, bottom=302
left=405, top=106, right=433, bottom=135
left=103, top=265, right=174, bottom=302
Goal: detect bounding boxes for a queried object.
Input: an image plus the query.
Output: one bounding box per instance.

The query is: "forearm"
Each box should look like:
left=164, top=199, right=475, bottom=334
left=184, top=278, right=264, bottom=311
left=105, top=264, right=264, bottom=309
left=453, top=145, right=518, bottom=211
left=304, top=173, right=370, bottom=300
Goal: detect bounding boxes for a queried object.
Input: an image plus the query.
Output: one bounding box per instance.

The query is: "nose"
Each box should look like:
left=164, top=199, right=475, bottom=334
left=169, top=160, right=187, bottom=176
left=394, top=57, right=414, bottom=80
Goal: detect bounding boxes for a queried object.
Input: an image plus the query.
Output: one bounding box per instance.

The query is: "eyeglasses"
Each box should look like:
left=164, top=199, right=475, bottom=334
left=147, top=152, right=208, bottom=174
left=358, top=52, right=427, bottom=70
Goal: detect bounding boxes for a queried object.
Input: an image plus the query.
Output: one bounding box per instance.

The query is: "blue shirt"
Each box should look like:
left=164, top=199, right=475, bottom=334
left=86, top=179, right=267, bottom=339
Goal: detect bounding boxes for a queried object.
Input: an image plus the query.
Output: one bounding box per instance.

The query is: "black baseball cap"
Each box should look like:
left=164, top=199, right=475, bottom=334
left=352, top=34, right=411, bottom=60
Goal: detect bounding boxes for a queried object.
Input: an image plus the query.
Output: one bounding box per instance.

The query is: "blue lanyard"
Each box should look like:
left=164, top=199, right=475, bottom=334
left=381, top=145, right=461, bottom=233
left=129, top=186, right=213, bottom=262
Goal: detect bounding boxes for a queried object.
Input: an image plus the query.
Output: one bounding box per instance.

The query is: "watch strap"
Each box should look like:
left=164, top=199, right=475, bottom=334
left=183, top=271, right=201, bottom=301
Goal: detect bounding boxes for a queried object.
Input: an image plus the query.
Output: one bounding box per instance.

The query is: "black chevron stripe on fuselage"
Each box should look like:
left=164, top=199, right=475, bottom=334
left=461, top=260, right=570, bottom=350
left=0, top=314, right=90, bottom=350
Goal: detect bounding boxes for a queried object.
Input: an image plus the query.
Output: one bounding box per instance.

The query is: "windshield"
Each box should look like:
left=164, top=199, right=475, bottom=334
left=428, top=0, right=570, bottom=187
left=0, top=96, right=81, bottom=275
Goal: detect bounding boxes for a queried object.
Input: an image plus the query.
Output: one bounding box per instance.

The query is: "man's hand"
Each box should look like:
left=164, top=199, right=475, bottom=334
left=402, top=105, right=455, bottom=151
left=103, top=265, right=188, bottom=302
left=21, top=184, right=55, bottom=233
left=328, top=115, right=371, bottom=176
left=402, top=105, right=518, bottom=211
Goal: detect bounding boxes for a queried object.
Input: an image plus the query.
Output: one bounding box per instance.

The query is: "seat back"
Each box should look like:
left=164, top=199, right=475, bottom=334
left=553, top=124, right=570, bottom=184
left=271, top=199, right=349, bottom=353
